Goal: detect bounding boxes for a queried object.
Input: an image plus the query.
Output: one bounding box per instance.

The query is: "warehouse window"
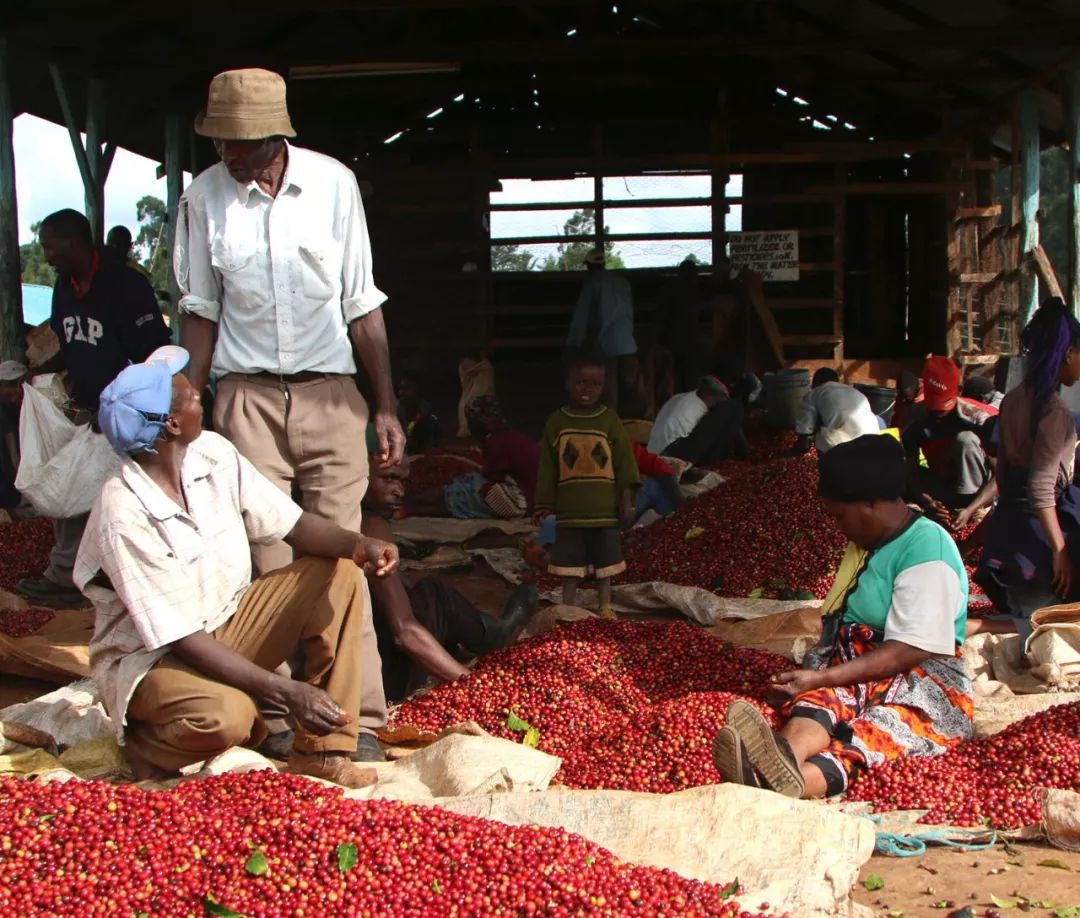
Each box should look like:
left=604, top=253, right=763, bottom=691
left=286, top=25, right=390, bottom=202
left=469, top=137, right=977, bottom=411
left=489, top=172, right=742, bottom=271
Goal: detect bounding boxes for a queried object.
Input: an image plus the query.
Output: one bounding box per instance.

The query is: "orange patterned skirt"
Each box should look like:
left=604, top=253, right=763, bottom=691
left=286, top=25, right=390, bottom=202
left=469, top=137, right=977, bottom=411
left=787, top=623, right=974, bottom=796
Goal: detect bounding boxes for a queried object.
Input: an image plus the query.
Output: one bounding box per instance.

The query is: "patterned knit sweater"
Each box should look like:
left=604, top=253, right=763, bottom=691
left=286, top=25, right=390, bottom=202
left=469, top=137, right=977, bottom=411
left=535, top=405, right=640, bottom=527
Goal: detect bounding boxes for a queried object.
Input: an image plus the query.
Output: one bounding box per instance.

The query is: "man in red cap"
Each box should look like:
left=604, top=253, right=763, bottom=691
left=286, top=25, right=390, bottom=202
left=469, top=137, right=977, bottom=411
left=901, top=356, right=996, bottom=526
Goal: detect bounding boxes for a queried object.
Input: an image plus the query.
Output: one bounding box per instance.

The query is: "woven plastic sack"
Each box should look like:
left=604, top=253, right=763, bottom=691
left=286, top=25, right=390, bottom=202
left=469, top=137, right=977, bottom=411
left=481, top=479, right=527, bottom=519
left=1026, top=603, right=1080, bottom=690
left=15, top=383, right=120, bottom=518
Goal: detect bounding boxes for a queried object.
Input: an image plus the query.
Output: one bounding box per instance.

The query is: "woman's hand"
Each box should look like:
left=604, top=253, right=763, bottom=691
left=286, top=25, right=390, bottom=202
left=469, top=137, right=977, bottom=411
left=1052, top=546, right=1074, bottom=598
left=353, top=537, right=399, bottom=577
left=767, top=668, right=826, bottom=705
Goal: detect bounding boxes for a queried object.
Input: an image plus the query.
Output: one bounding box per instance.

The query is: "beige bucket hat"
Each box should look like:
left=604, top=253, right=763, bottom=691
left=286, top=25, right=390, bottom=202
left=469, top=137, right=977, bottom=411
left=194, top=68, right=297, bottom=140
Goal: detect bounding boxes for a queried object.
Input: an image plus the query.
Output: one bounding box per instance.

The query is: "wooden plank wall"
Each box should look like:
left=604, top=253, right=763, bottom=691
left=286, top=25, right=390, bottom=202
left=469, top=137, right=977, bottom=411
left=945, top=147, right=1021, bottom=368
left=362, top=162, right=491, bottom=420
left=362, top=139, right=1027, bottom=423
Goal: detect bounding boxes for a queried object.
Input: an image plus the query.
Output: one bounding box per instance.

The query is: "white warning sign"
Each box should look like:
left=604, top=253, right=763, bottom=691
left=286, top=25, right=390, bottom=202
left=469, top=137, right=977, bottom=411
left=729, top=230, right=800, bottom=281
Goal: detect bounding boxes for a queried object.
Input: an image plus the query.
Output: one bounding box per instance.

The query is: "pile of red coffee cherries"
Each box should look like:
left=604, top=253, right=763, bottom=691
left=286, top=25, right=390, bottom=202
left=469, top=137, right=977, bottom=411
left=393, top=618, right=790, bottom=792
left=619, top=445, right=847, bottom=599
left=405, top=451, right=483, bottom=496
left=0, top=518, right=54, bottom=593
left=0, top=607, right=55, bottom=638
left=848, top=700, right=1080, bottom=828
left=0, top=770, right=784, bottom=917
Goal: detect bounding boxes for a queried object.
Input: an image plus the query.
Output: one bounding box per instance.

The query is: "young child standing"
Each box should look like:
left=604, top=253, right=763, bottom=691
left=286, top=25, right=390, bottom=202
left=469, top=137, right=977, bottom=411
left=535, top=356, right=639, bottom=618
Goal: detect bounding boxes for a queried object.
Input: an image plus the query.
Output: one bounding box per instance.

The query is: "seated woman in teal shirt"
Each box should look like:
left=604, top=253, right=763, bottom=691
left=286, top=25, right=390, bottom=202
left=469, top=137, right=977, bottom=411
left=713, top=435, right=974, bottom=799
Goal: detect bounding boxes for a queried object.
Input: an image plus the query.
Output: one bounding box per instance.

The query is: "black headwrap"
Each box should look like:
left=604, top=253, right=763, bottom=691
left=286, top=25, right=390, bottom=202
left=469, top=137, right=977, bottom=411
left=897, top=371, right=920, bottom=396
left=818, top=434, right=907, bottom=503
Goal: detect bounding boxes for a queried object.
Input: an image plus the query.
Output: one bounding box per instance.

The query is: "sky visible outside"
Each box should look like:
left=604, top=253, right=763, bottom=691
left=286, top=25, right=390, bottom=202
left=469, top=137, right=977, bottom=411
left=14, top=114, right=180, bottom=246
left=490, top=174, right=743, bottom=268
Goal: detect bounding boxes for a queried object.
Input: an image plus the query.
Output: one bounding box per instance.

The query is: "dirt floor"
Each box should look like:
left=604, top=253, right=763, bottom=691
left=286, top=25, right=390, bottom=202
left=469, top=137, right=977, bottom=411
left=854, top=844, right=1080, bottom=917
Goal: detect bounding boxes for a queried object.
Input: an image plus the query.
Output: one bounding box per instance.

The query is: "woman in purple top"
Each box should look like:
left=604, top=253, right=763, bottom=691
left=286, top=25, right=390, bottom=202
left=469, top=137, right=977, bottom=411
left=975, top=298, right=1080, bottom=638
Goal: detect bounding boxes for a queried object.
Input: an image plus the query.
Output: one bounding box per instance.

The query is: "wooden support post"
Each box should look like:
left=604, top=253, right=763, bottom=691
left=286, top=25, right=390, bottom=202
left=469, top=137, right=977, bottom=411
left=832, top=162, right=846, bottom=367
left=84, top=78, right=106, bottom=243
left=1019, top=89, right=1040, bottom=323
left=189, top=132, right=200, bottom=183
left=164, top=114, right=185, bottom=335
left=944, top=150, right=964, bottom=358
left=0, top=39, right=24, bottom=361
left=592, top=123, right=604, bottom=254
left=709, top=117, right=730, bottom=271
left=1066, top=69, right=1080, bottom=314
left=49, top=66, right=112, bottom=244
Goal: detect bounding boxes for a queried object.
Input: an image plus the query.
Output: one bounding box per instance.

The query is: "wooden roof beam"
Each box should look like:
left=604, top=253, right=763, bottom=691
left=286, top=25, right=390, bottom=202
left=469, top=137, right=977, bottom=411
left=868, top=0, right=1040, bottom=81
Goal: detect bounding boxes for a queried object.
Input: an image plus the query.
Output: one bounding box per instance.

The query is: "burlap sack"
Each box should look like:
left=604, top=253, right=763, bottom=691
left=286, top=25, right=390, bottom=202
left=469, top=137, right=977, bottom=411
left=391, top=516, right=534, bottom=544
left=1043, top=788, right=1080, bottom=852
left=0, top=608, right=93, bottom=683
left=1026, top=603, right=1080, bottom=689
left=456, top=358, right=495, bottom=438
left=438, top=784, right=875, bottom=918
left=708, top=607, right=823, bottom=662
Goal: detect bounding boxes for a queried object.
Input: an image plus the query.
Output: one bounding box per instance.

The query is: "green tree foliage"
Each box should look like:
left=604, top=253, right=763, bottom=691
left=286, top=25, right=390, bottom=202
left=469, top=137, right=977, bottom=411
left=135, top=195, right=170, bottom=291
left=20, top=222, right=55, bottom=287
left=491, top=243, right=537, bottom=272
left=541, top=209, right=626, bottom=271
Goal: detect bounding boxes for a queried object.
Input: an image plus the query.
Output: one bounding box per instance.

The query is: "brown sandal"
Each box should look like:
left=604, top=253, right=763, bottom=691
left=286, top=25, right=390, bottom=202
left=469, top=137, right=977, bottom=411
left=723, top=700, right=805, bottom=798
left=711, top=725, right=762, bottom=788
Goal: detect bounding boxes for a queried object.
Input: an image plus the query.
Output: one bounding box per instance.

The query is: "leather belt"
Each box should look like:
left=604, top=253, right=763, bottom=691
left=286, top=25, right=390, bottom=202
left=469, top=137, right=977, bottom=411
left=245, top=371, right=343, bottom=384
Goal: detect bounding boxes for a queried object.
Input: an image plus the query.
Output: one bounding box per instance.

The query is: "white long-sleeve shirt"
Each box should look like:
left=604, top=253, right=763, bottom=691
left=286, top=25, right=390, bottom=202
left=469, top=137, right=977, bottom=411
left=566, top=271, right=637, bottom=357
left=174, top=143, right=387, bottom=377
left=795, top=381, right=880, bottom=452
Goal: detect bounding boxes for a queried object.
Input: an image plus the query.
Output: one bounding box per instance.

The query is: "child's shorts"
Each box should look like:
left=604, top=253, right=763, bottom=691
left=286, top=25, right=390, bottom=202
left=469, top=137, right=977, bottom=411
left=548, top=526, right=625, bottom=579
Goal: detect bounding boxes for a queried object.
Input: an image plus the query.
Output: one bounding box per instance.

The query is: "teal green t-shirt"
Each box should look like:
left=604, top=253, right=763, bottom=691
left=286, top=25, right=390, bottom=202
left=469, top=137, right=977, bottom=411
left=840, top=515, right=969, bottom=651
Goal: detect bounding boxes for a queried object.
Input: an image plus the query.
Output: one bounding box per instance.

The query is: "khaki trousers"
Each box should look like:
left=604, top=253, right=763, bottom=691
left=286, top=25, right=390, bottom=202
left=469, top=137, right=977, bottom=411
left=126, top=558, right=380, bottom=772
left=214, top=373, right=370, bottom=576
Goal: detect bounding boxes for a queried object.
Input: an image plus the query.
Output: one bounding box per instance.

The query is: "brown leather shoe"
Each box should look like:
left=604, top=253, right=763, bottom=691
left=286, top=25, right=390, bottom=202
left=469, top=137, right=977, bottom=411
left=286, top=752, right=379, bottom=789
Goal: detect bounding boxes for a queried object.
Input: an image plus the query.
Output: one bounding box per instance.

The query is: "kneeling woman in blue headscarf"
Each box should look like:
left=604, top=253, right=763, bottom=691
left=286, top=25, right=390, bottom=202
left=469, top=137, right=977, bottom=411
left=975, top=298, right=1080, bottom=638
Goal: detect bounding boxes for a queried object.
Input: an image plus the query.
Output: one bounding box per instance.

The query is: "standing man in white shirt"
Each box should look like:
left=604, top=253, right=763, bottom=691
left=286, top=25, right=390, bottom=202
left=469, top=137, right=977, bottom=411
left=789, top=368, right=881, bottom=456
left=176, top=68, right=405, bottom=580
left=566, top=248, right=638, bottom=412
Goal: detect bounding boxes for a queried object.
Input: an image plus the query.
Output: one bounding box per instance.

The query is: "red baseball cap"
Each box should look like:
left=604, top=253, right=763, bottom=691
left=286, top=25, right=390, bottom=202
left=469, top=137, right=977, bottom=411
left=922, top=356, right=961, bottom=412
